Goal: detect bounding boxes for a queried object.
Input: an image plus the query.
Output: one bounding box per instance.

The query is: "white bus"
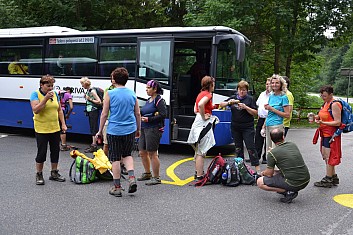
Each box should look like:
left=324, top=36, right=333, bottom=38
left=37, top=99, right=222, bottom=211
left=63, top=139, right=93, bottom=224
left=0, top=26, right=251, bottom=146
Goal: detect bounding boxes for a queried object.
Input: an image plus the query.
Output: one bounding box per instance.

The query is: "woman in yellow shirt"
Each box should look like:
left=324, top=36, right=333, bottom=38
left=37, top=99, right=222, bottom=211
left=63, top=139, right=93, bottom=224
left=30, top=75, right=67, bottom=185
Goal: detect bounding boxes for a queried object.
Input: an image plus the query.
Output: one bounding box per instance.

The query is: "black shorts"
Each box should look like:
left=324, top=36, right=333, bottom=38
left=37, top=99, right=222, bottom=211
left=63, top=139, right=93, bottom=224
left=321, top=137, right=331, bottom=148
left=107, top=132, right=135, bottom=162
left=263, top=174, right=307, bottom=192
left=138, top=126, right=162, bottom=152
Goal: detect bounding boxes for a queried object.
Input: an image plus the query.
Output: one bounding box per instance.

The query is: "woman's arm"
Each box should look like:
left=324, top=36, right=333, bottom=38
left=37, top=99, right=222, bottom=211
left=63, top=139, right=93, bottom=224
left=134, top=98, right=141, bottom=138
left=266, top=105, right=290, bottom=118
left=66, top=98, right=74, bottom=119
left=30, top=91, right=52, bottom=114
left=238, top=103, right=258, bottom=116
left=87, top=89, right=101, bottom=105
left=198, top=96, right=211, bottom=120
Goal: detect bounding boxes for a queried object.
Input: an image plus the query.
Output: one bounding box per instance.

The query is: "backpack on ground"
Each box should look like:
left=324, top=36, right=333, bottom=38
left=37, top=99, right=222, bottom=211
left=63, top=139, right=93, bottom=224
left=194, top=154, right=226, bottom=187
left=328, top=98, right=353, bottom=133
left=221, top=159, right=241, bottom=187
left=69, top=156, right=97, bottom=184
left=234, top=157, right=255, bottom=185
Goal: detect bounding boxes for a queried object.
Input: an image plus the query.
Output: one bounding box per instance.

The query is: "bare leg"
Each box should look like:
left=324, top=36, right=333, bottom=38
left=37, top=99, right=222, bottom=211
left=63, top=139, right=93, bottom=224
left=149, top=150, right=160, bottom=177
left=111, top=161, right=121, bottom=179
left=257, top=177, right=286, bottom=193
left=36, top=162, right=44, bottom=172
left=139, top=150, right=151, bottom=174
left=195, top=155, right=204, bottom=177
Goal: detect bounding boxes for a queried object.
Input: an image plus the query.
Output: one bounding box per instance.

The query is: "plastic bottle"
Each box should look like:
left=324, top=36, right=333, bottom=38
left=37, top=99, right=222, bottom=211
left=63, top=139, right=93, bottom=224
left=222, top=171, right=228, bottom=180
left=212, top=165, right=220, bottom=175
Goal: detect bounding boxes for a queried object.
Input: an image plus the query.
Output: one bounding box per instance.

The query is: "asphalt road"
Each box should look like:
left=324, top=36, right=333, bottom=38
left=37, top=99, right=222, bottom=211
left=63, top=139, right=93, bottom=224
left=0, top=128, right=353, bottom=235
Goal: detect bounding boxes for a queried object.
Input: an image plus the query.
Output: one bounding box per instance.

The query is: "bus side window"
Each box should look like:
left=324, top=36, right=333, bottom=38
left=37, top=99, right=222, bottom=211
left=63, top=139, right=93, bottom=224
left=28, top=63, right=43, bottom=75
left=72, top=63, right=96, bottom=76
left=0, top=62, right=9, bottom=74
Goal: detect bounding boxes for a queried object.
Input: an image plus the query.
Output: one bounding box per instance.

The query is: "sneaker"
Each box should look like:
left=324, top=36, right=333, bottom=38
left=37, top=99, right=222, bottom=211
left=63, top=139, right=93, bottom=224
left=261, top=160, right=267, bottom=164
left=60, top=144, right=70, bottom=151
left=128, top=176, right=137, bottom=193
left=84, top=145, right=97, bottom=153
left=36, top=172, right=45, bottom=185
left=109, top=186, right=123, bottom=197
left=280, top=191, right=298, bottom=203
left=332, top=174, right=339, bottom=186
left=137, top=172, right=152, bottom=181
left=49, top=170, right=66, bottom=182
left=314, top=176, right=333, bottom=188
left=145, top=177, right=162, bottom=186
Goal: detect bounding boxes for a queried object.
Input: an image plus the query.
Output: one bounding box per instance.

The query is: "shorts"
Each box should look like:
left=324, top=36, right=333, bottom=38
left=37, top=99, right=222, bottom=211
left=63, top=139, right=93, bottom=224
left=138, top=126, right=163, bottom=152
left=321, top=137, right=331, bottom=148
left=107, top=132, right=135, bottom=162
left=263, top=173, right=307, bottom=192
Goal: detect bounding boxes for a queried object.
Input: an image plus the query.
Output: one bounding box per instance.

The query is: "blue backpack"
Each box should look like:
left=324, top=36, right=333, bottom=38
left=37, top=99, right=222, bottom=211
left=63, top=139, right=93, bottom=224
left=328, top=98, right=353, bottom=133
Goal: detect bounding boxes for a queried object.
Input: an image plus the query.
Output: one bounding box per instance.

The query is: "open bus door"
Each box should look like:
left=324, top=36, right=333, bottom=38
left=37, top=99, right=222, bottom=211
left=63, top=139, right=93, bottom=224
left=209, top=34, right=248, bottom=146
left=136, top=37, right=174, bottom=144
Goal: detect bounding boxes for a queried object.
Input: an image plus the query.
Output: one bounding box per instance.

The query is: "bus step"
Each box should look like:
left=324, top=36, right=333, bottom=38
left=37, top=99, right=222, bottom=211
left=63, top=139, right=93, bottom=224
left=171, top=140, right=189, bottom=145
left=175, top=115, right=195, bottom=128
left=177, top=127, right=190, bottom=142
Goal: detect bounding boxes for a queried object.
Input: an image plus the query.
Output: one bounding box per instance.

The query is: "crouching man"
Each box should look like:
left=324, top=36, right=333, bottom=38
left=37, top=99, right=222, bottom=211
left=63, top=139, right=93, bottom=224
left=257, top=128, right=310, bottom=203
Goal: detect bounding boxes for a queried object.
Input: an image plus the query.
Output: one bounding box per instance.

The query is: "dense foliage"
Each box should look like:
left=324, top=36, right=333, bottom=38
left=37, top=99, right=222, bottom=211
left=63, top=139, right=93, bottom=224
left=1, top=0, right=352, bottom=106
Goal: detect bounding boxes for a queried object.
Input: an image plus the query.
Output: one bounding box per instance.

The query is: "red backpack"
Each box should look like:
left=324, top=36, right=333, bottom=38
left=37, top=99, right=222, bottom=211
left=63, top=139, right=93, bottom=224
left=194, top=154, right=226, bottom=187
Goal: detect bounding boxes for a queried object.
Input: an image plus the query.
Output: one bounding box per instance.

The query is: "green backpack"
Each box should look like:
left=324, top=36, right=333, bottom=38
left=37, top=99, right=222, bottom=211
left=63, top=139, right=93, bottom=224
left=69, top=156, right=97, bottom=184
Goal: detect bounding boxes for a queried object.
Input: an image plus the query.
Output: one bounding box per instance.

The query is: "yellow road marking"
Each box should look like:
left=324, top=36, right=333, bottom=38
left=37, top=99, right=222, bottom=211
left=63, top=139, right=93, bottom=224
left=161, top=154, right=234, bottom=186
left=333, top=194, right=353, bottom=208
left=162, top=157, right=194, bottom=186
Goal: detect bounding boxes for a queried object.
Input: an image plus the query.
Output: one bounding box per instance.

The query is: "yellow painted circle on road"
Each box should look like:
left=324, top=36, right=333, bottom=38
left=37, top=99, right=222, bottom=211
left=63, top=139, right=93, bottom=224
left=333, top=194, right=353, bottom=208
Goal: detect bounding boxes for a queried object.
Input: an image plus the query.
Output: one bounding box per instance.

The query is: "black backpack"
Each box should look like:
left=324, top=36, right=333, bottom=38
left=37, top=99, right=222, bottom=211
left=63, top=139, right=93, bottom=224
left=221, top=160, right=241, bottom=187
left=90, top=87, right=104, bottom=109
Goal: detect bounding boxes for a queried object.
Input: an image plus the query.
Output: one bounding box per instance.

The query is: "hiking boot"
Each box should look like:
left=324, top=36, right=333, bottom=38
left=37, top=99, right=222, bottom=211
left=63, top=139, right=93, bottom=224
left=280, top=191, right=298, bottom=203
left=128, top=176, right=137, bottom=193
left=145, top=177, right=161, bottom=186
left=49, top=170, right=66, bottom=182
left=137, top=172, right=152, bottom=181
left=332, top=174, right=339, bottom=186
left=36, top=172, right=45, bottom=185
left=261, top=160, right=267, bottom=164
left=84, top=144, right=97, bottom=153
left=60, top=144, right=70, bottom=151
left=314, top=176, right=333, bottom=188
left=109, top=186, right=123, bottom=197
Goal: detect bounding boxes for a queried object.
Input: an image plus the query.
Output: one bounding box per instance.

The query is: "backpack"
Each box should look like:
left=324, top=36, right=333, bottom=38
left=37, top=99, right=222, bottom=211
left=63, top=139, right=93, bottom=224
left=328, top=98, right=353, bottom=133
left=91, top=87, right=104, bottom=109
left=194, top=154, right=226, bottom=187
left=59, top=92, right=70, bottom=115
left=69, top=156, right=97, bottom=184
left=221, top=159, right=241, bottom=187
left=234, top=157, right=255, bottom=185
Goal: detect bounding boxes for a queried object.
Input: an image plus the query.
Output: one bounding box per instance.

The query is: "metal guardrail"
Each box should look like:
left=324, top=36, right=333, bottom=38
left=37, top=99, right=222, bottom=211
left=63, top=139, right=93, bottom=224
left=293, top=107, right=320, bottom=122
